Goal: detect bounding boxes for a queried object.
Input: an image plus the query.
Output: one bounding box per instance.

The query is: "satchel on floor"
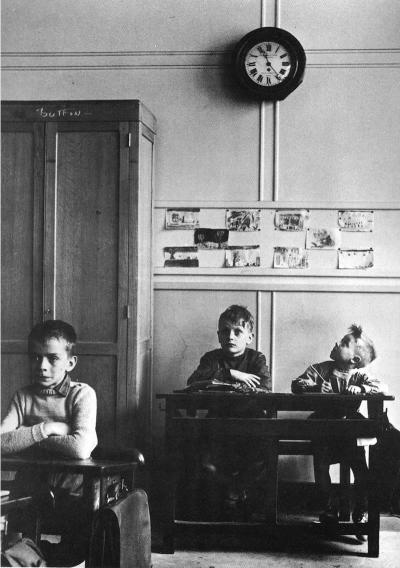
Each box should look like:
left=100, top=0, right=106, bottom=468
left=90, top=488, right=151, bottom=568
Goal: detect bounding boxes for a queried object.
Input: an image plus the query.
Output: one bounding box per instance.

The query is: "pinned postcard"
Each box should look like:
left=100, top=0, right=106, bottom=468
left=338, top=210, right=374, bottom=232
left=306, top=227, right=340, bottom=249
left=194, top=228, right=229, bottom=249
left=274, top=210, right=310, bottom=231
left=164, top=247, right=199, bottom=267
left=225, top=246, right=260, bottom=267
left=273, top=247, right=309, bottom=269
left=338, top=249, right=374, bottom=269
left=165, top=208, right=200, bottom=229
left=225, top=209, right=261, bottom=231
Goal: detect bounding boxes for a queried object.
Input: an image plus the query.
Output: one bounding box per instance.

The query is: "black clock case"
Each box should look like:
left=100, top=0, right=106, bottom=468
left=233, top=27, right=306, bottom=101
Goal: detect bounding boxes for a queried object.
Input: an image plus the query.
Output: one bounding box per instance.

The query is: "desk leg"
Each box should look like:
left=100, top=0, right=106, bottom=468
left=84, top=476, right=101, bottom=568
left=367, top=444, right=380, bottom=557
left=163, top=409, right=178, bottom=553
left=264, top=440, right=279, bottom=527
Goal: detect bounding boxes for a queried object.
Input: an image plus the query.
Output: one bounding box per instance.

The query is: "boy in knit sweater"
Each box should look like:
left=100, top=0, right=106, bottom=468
left=1, top=320, right=97, bottom=560
left=185, top=305, right=271, bottom=520
left=291, top=324, right=384, bottom=538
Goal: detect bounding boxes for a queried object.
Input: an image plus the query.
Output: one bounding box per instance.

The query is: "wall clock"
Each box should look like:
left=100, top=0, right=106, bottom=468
left=233, top=27, right=306, bottom=101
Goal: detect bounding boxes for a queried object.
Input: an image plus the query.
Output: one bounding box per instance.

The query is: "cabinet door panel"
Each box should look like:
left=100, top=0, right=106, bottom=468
left=1, top=125, right=44, bottom=337
left=53, top=128, right=120, bottom=339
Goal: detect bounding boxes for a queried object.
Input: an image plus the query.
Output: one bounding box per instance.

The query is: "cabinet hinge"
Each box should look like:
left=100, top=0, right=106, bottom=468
left=127, top=133, right=132, bottom=147
left=124, top=305, right=131, bottom=319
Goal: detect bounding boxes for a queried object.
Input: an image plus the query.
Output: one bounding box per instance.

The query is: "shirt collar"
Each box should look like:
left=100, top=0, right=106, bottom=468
left=53, top=373, right=71, bottom=396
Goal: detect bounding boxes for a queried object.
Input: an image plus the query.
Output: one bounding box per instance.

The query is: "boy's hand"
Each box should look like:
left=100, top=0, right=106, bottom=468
left=230, top=369, right=260, bottom=390
left=43, top=421, right=71, bottom=437
left=296, top=379, right=314, bottom=388
left=346, top=385, right=362, bottom=395
left=321, top=380, right=333, bottom=393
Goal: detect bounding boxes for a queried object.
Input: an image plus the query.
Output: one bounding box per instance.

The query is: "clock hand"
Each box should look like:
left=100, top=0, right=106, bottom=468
left=262, top=56, right=281, bottom=79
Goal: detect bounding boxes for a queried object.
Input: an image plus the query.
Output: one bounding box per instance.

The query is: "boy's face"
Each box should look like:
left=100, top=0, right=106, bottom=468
left=29, top=337, right=77, bottom=388
left=217, top=320, right=253, bottom=357
left=330, top=333, right=359, bottom=369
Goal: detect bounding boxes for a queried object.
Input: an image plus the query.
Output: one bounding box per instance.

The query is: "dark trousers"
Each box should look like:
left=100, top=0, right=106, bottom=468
left=8, top=469, right=90, bottom=564
left=313, top=440, right=369, bottom=511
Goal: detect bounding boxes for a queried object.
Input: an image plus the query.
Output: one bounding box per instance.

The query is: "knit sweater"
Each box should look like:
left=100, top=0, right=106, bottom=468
left=1, top=374, right=97, bottom=460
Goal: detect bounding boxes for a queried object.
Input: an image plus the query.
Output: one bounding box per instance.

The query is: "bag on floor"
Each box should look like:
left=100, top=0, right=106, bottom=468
left=1, top=537, right=47, bottom=567
left=90, top=488, right=151, bottom=568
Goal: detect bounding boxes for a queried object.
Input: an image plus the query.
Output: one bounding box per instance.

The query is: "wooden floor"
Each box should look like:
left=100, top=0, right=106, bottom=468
left=151, top=515, right=400, bottom=568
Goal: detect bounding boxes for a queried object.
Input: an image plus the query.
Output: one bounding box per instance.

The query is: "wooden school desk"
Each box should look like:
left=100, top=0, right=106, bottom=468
left=156, top=392, right=394, bottom=557
left=1, top=451, right=141, bottom=567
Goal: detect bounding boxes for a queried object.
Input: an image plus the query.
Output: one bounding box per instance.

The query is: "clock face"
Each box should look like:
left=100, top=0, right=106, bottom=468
left=244, top=41, right=293, bottom=87
left=233, top=27, right=306, bottom=101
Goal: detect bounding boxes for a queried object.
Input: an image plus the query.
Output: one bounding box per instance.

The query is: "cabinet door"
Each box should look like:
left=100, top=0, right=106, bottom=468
left=43, top=121, right=130, bottom=445
left=1, top=123, right=44, bottom=414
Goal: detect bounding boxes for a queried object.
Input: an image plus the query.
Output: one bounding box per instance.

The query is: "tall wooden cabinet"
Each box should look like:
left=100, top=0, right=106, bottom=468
left=1, top=100, right=156, bottom=449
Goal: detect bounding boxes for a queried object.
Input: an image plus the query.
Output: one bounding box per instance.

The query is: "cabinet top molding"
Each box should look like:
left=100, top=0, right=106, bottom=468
left=1, top=100, right=156, bottom=131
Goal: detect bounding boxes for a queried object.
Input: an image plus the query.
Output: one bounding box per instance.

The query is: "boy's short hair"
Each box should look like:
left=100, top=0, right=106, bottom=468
left=218, top=305, right=254, bottom=333
left=28, top=320, right=77, bottom=355
left=349, top=324, right=376, bottom=367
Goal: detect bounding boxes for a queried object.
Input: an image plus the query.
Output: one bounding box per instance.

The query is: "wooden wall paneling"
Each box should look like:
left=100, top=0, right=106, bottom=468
left=281, top=0, right=400, bottom=49
left=1, top=0, right=262, bottom=53
left=278, top=67, right=400, bottom=203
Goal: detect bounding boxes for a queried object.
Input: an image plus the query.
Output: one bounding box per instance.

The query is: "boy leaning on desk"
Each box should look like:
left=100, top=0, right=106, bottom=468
left=291, top=324, right=386, bottom=540
left=183, top=304, right=271, bottom=520
left=1, top=319, right=97, bottom=565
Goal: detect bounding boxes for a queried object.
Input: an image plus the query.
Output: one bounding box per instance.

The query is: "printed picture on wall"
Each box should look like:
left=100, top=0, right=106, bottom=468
left=194, top=228, right=229, bottom=249
left=274, top=209, right=310, bottom=231
left=225, top=245, right=260, bottom=267
left=306, top=227, right=340, bottom=249
left=164, top=246, right=199, bottom=267
left=165, top=208, right=200, bottom=229
left=338, top=210, right=374, bottom=232
left=225, top=209, right=261, bottom=231
left=338, top=249, right=374, bottom=269
left=273, top=247, right=309, bottom=269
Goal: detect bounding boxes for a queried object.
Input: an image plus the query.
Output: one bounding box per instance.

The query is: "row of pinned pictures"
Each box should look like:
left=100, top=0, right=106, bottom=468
left=164, top=246, right=261, bottom=268
left=164, top=247, right=374, bottom=269
left=275, top=210, right=374, bottom=232
left=273, top=248, right=374, bottom=269
left=165, top=209, right=374, bottom=232
left=165, top=209, right=261, bottom=231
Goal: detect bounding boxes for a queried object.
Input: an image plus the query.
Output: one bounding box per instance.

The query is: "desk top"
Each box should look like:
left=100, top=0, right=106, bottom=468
left=158, top=392, right=394, bottom=400
left=157, top=392, right=394, bottom=412
left=1, top=455, right=138, bottom=476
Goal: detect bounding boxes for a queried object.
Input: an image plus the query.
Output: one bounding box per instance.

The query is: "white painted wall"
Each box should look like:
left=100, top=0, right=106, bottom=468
left=2, top=0, right=400, bottom=482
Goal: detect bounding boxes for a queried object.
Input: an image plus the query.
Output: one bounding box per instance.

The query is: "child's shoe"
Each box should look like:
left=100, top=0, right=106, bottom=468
left=352, top=508, right=368, bottom=542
